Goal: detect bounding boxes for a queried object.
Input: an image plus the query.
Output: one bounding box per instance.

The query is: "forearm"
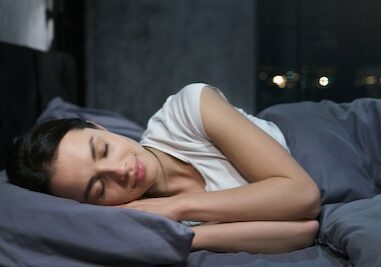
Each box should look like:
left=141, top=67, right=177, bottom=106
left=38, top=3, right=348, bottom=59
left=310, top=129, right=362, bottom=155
left=191, top=220, right=319, bottom=254
left=178, top=177, right=320, bottom=223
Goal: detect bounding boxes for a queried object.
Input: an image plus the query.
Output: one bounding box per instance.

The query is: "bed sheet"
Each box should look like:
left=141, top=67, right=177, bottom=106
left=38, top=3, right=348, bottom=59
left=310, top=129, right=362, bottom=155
left=178, top=245, right=349, bottom=267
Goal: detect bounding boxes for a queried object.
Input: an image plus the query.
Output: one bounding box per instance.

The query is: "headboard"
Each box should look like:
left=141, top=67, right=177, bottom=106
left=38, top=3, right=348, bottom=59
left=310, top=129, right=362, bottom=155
left=0, top=41, right=81, bottom=169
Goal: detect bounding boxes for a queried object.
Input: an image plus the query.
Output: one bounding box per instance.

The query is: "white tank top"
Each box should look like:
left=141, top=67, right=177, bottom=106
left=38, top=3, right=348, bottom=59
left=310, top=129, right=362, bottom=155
left=140, top=83, right=290, bottom=225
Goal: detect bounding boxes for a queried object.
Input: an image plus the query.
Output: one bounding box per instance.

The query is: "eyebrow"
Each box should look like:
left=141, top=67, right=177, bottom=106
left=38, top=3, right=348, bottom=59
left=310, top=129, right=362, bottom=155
left=89, top=136, right=96, bottom=160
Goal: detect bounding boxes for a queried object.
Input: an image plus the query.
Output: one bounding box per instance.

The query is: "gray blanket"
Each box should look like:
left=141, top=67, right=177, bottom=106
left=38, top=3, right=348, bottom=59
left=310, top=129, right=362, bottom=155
left=259, top=98, right=381, bottom=204
left=180, top=98, right=381, bottom=266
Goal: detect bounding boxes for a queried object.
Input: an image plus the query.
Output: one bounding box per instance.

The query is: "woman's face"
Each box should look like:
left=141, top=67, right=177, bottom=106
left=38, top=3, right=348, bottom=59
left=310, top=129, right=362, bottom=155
left=50, top=127, right=159, bottom=205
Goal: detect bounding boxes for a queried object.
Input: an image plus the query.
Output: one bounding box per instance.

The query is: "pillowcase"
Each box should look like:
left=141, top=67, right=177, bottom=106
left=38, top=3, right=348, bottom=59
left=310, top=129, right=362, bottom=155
left=0, top=170, right=193, bottom=267
left=318, top=195, right=381, bottom=266
left=37, top=96, right=144, bottom=141
left=258, top=98, right=381, bottom=204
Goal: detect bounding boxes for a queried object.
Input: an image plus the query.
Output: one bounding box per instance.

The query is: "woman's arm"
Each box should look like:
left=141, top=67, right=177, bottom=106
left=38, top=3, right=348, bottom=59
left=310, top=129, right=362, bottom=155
left=191, top=220, right=319, bottom=254
left=122, top=86, right=320, bottom=223
left=175, top=87, right=320, bottom=223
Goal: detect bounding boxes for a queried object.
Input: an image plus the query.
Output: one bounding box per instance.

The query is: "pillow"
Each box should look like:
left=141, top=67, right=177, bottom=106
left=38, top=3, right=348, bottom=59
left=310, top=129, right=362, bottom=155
left=1, top=97, right=193, bottom=266
left=0, top=170, right=194, bottom=266
left=37, top=97, right=144, bottom=141
left=318, top=195, right=381, bottom=266
left=258, top=98, right=381, bottom=204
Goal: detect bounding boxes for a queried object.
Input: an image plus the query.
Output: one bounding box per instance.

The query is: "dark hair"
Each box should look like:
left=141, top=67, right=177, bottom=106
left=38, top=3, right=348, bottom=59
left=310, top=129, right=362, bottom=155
left=6, top=118, right=98, bottom=193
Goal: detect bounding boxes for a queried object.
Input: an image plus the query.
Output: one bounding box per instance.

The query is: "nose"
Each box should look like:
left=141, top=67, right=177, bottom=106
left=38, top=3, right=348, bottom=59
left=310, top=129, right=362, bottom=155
left=97, top=162, right=129, bottom=182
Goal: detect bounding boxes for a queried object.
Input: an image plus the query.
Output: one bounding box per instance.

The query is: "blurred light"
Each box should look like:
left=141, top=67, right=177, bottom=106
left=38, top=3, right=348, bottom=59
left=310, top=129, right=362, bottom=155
left=272, top=75, right=287, bottom=88
left=319, top=76, right=329, bottom=87
left=286, top=71, right=294, bottom=79
left=365, top=75, right=377, bottom=85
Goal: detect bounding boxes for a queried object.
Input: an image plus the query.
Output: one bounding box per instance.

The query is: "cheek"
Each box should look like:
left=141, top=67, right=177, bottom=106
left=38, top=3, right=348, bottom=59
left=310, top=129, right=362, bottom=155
left=101, top=186, right=136, bottom=205
left=50, top=175, right=84, bottom=201
left=51, top=163, right=86, bottom=200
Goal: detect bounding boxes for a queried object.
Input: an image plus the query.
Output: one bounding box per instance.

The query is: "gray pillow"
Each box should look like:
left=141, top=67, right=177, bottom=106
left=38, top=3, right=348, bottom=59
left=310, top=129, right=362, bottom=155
left=1, top=97, right=194, bottom=266
left=318, top=195, right=381, bottom=266
left=0, top=170, right=194, bottom=266
left=37, top=97, right=144, bottom=141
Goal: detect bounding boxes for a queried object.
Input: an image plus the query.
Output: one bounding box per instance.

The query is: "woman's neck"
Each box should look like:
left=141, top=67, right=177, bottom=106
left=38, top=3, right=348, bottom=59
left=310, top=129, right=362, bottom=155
left=144, top=147, right=205, bottom=197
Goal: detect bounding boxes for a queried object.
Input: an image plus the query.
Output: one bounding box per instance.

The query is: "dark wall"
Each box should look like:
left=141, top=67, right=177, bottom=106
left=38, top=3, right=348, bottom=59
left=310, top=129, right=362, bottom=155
left=85, top=0, right=256, bottom=126
left=0, top=42, right=79, bottom=169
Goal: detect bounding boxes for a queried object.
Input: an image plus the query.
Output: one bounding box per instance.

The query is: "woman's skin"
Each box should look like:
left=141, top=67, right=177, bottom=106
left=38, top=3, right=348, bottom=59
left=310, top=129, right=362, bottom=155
left=50, top=86, right=321, bottom=254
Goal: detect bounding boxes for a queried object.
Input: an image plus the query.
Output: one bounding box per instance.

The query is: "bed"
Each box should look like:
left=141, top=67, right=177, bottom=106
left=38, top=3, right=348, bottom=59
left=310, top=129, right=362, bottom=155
left=1, top=42, right=381, bottom=267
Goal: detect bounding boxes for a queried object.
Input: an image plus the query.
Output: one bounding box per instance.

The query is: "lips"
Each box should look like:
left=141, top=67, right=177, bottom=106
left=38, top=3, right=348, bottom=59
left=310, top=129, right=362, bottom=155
left=133, top=157, right=145, bottom=188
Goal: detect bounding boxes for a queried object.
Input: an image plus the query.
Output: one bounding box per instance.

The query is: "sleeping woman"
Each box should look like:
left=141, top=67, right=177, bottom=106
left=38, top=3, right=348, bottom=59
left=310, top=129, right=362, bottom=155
left=6, top=83, right=321, bottom=254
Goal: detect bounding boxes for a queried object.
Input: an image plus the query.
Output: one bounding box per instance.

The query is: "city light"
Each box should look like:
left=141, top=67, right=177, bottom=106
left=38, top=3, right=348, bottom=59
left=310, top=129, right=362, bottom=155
left=319, top=76, right=329, bottom=87
left=365, top=75, right=377, bottom=85
left=272, top=75, right=287, bottom=88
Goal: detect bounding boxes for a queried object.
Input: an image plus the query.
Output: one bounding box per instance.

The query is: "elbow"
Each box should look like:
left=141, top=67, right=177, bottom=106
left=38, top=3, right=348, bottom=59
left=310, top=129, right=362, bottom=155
left=301, top=181, right=321, bottom=219
left=289, top=176, right=321, bottom=220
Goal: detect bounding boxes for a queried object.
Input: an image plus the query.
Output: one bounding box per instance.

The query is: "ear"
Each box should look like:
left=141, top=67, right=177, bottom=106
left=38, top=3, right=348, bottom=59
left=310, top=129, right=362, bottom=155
left=86, top=120, right=108, bottom=131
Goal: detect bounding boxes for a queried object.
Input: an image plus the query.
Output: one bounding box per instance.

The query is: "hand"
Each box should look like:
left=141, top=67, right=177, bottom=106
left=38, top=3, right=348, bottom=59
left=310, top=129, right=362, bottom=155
left=115, top=195, right=183, bottom=221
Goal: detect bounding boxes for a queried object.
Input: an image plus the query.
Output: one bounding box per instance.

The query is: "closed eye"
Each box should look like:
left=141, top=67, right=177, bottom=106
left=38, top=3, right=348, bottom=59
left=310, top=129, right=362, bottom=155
left=103, top=143, right=109, bottom=158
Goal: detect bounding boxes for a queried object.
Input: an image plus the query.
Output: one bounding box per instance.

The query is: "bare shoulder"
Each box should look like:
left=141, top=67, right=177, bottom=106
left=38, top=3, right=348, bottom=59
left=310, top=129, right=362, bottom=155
left=200, top=85, right=225, bottom=103
left=200, top=85, right=235, bottom=139
left=200, top=84, right=313, bottom=185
